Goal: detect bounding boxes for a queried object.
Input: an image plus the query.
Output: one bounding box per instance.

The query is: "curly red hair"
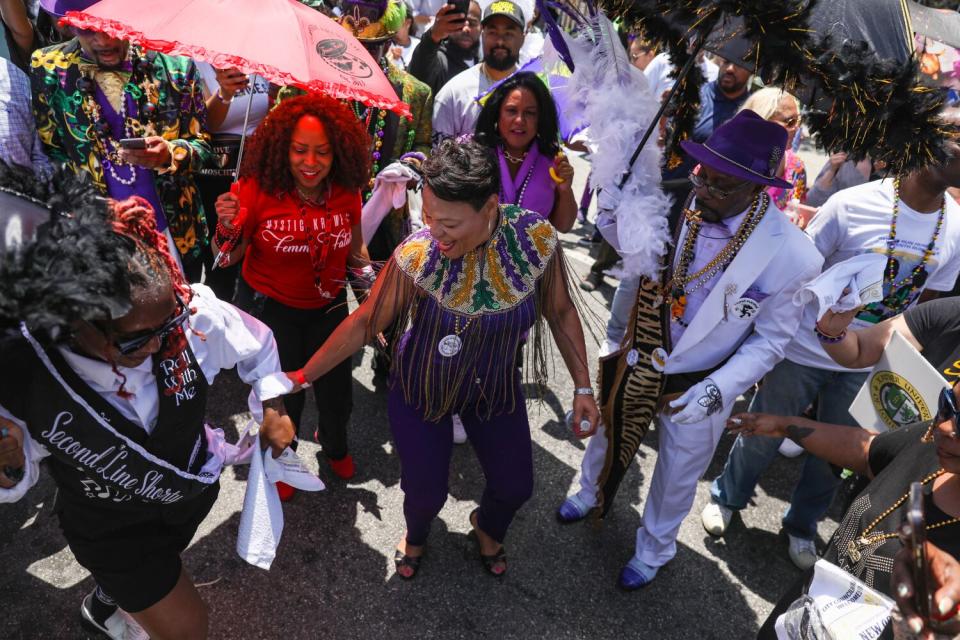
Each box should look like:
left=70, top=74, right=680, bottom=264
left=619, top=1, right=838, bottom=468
left=240, top=94, right=372, bottom=195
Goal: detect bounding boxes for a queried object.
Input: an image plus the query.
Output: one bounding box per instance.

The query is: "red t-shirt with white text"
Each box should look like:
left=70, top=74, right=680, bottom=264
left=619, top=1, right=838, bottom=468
left=237, top=178, right=361, bottom=309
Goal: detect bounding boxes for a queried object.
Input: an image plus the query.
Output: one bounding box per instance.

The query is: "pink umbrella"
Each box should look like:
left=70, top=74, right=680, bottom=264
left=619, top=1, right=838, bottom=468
left=61, top=0, right=410, bottom=117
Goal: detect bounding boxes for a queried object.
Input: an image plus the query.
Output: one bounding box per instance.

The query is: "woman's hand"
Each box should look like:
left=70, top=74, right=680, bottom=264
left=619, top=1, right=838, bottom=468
left=552, top=153, right=575, bottom=193
left=0, top=418, right=25, bottom=489
left=892, top=541, right=960, bottom=639
left=726, top=412, right=788, bottom=439
left=215, top=191, right=242, bottom=230
left=213, top=67, right=249, bottom=99
left=827, top=152, right=848, bottom=174
left=261, top=398, right=295, bottom=459
left=571, top=393, right=600, bottom=439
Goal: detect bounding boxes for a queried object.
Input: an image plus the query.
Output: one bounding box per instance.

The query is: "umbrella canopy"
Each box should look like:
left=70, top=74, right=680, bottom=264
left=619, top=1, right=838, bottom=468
left=61, top=0, right=410, bottom=117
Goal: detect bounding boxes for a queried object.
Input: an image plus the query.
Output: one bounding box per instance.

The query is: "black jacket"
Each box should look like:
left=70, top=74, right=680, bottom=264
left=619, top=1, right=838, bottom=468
left=407, top=28, right=477, bottom=96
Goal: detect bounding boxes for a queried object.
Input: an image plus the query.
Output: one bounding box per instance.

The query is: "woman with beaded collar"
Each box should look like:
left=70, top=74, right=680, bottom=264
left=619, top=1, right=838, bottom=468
left=288, top=140, right=600, bottom=579
left=474, top=71, right=578, bottom=232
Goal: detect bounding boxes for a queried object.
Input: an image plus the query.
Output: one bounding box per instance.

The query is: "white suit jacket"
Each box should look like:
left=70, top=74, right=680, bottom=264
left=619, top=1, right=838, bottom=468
left=662, top=200, right=824, bottom=405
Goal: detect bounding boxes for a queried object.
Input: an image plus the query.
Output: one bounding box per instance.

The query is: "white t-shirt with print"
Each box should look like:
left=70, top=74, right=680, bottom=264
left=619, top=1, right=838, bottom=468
left=431, top=63, right=495, bottom=144
left=785, top=179, right=960, bottom=371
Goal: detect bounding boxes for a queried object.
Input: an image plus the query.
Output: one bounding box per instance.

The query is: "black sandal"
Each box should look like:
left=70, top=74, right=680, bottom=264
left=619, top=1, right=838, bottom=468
left=469, top=508, right=507, bottom=577
left=393, top=548, right=422, bottom=580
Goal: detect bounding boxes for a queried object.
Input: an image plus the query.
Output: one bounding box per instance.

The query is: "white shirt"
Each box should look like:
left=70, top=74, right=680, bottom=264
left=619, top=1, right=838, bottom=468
left=0, top=284, right=293, bottom=502
left=196, top=62, right=270, bottom=136
left=644, top=52, right=719, bottom=102
left=671, top=206, right=748, bottom=345
left=432, top=63, right=497, bottom=143
left=784, top=179, right=960, bottom=370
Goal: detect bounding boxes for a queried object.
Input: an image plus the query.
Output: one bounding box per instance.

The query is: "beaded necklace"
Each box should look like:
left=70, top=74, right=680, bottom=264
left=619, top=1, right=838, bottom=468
left=660, top=192, right=768, bottom=321
left=844, top=469, right=960, bottom=563
left=869, top=177, right=947, bottom=313
left=499, top=146, right=536, bottom=209
left=351, top=100, right=387, bottom=200
left=76, top=49, right=159, bottom=187
left=293, top=183, right=334, bottom=292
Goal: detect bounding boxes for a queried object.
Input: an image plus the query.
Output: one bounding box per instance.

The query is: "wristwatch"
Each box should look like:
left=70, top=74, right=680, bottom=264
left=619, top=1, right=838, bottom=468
left=574, top=387, right=594, bottom=396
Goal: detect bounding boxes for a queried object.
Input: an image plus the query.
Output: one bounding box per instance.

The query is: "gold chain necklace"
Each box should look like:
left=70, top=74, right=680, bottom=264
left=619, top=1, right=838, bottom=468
left=845, top=469, right=960, bottom=563
left=659, top=191, right=768, bottom=320
left=503, top=149, right=527, bottom=164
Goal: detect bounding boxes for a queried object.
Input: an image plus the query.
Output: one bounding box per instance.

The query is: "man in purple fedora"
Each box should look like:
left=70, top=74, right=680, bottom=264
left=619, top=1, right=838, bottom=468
left=33, top=0, right=212, bottom=281
left=556, top=110, right=824, bottom=589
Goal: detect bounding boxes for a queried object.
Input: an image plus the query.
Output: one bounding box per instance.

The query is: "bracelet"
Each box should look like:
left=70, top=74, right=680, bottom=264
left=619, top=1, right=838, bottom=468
left=291, top=369, right=311, bottom=390
left=216, top=88, right=233, bottom=104
left=574, top=387, right=594, bottom=396
left=214, top=222, right=236, bottom=248
left=814, top=322, right=847, bottom=344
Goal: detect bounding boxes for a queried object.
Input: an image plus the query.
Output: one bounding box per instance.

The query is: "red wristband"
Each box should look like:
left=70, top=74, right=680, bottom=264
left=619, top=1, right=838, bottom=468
left=292, top=369, right=311, bottom=389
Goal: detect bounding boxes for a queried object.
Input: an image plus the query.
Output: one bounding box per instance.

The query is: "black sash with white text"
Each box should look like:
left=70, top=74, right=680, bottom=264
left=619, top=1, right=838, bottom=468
left=0, top=326, right=217, bottom=508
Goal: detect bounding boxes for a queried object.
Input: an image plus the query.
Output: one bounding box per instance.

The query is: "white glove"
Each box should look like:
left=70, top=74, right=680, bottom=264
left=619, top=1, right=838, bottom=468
left=668, top=378, right=724, bottom=425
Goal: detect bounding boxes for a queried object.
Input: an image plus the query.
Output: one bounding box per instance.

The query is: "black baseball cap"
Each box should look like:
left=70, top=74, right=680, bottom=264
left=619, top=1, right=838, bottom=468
left=481, top=0, right=524, bottom=29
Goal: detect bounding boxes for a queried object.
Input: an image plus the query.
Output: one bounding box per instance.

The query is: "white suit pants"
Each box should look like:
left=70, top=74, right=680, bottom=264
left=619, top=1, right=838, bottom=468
left=574, top=404, right=733, bottom=567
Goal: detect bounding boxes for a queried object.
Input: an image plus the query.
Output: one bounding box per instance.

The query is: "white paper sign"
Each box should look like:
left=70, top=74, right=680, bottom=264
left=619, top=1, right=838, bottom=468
left=775, top=560, right=894, bottom=640
left=849, top=331, right=949, bottom=432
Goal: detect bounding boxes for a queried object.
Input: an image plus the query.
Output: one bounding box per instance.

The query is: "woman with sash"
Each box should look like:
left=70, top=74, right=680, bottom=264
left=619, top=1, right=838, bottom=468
left=474, top=71, right=577, bottom=232
left=287, top=140, right=600, bottom=579
left=0, top=169, right=294, bottom=640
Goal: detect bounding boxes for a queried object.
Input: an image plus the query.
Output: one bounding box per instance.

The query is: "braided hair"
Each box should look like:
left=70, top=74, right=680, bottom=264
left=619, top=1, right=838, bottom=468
left=0, top=164, right=198, bottom=397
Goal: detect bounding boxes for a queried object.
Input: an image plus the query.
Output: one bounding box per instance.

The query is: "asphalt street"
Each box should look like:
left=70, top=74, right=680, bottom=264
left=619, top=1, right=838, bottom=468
left=0, top=149, right=841, bottom=640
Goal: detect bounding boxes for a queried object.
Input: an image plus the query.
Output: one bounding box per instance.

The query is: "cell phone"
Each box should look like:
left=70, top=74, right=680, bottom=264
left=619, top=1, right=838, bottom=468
left=904, top=482, right=931, bottom=620
left=447, top=0, right=469, bottom=21
left=118, top=137, right=147, bottom=150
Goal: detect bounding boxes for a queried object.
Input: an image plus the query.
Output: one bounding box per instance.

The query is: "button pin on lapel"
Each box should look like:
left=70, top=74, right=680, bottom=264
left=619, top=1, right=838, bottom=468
left=723, top=284, right=737, bottom=321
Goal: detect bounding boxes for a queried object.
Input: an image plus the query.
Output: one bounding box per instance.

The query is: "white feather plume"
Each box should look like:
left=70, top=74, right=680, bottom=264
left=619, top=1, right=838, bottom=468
left=555, top=14, right=673, bottom=279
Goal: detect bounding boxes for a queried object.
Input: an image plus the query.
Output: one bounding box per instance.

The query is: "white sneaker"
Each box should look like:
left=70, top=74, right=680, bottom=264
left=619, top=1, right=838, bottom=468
left=787, top=534, right=818, bottom=570
left=701, top=502, right=733, bottom=536
left=452, top=414, right=467, bottom=444
left=778, top=439, right=804, bottom=458
left=597, top=338, right=620, bottom=358
left=80, top=592, right=149, bottom=640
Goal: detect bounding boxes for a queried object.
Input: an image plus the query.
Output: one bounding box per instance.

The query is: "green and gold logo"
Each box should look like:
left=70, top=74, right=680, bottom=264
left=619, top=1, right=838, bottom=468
left=869, top=371, right=932, bottom=430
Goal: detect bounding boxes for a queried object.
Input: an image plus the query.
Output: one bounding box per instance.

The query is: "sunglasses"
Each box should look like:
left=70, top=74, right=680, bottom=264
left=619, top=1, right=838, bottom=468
left=688, top=172, right=753, bottom=200
left=773, top=115, right=802, bottom=129
left=935, top=385, right=960, bottom=439
left=109, top=294, right=190, bottom=356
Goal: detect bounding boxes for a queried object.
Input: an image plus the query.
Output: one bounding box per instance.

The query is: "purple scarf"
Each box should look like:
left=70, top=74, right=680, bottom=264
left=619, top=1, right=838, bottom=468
left=498, top=145, right=555, bottom=220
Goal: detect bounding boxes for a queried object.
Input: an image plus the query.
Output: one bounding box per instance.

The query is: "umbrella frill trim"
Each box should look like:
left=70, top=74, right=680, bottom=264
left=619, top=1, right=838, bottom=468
left=61, top=12, right=413, bottom=119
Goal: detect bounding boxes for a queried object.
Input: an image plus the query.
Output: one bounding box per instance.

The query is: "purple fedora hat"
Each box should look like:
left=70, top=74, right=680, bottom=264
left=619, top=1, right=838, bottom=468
left=39, top=0, right=98, bottom=18
left=680, top=109, right=793, bottom=190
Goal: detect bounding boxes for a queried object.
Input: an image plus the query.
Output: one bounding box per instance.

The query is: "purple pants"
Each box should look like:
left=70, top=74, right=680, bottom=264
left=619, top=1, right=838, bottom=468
left=387, top=388, right=534, bottom=546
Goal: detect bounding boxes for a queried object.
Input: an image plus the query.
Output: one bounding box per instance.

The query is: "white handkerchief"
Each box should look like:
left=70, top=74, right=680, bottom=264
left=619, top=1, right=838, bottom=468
left=236, top=432, right=283, bottom=570
left=793, top=253, right=887, bottom=321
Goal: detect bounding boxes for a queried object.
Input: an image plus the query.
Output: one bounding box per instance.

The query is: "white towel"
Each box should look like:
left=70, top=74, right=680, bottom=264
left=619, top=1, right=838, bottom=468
left=793, top=253, right=886, bottom=321
left=235, top=421, right=325, bottom=570
left=361, top=162, right=419, bottom=244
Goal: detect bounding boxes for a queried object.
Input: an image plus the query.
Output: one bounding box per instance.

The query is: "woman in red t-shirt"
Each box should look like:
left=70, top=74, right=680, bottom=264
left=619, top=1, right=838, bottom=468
left=214, top=94, right=371, bottom=484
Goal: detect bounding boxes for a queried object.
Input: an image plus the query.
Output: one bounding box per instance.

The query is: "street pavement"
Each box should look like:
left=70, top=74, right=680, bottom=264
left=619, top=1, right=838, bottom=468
left=0, top=149, right=844, bottom=640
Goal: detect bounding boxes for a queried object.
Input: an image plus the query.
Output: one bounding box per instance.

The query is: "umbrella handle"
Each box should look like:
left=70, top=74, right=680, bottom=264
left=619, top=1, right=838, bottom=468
left=233, top=89, right=256, bottom=181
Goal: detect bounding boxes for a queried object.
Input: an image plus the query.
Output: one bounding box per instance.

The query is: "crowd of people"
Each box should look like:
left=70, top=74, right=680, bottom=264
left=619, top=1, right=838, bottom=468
left=0, top=0, right=959, bottom=639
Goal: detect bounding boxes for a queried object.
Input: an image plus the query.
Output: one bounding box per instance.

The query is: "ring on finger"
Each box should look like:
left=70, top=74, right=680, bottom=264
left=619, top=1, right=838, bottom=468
left=0, top=427, right=8, bottom=439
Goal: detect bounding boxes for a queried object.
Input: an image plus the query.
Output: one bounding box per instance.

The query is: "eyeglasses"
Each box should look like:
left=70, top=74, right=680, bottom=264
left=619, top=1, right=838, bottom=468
left=688, top=172, right=753, bottom=200
left=935, top=385, right=960, bottom=439
left=110, top=294, right=190, bottom=356
left=773, top=115, right=802, bottom=129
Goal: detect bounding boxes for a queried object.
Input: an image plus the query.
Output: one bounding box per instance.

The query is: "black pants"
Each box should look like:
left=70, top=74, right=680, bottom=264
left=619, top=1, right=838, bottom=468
left=196, top=173, right=240, bottom=301
left=239, top=282, right=353, bottom=459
